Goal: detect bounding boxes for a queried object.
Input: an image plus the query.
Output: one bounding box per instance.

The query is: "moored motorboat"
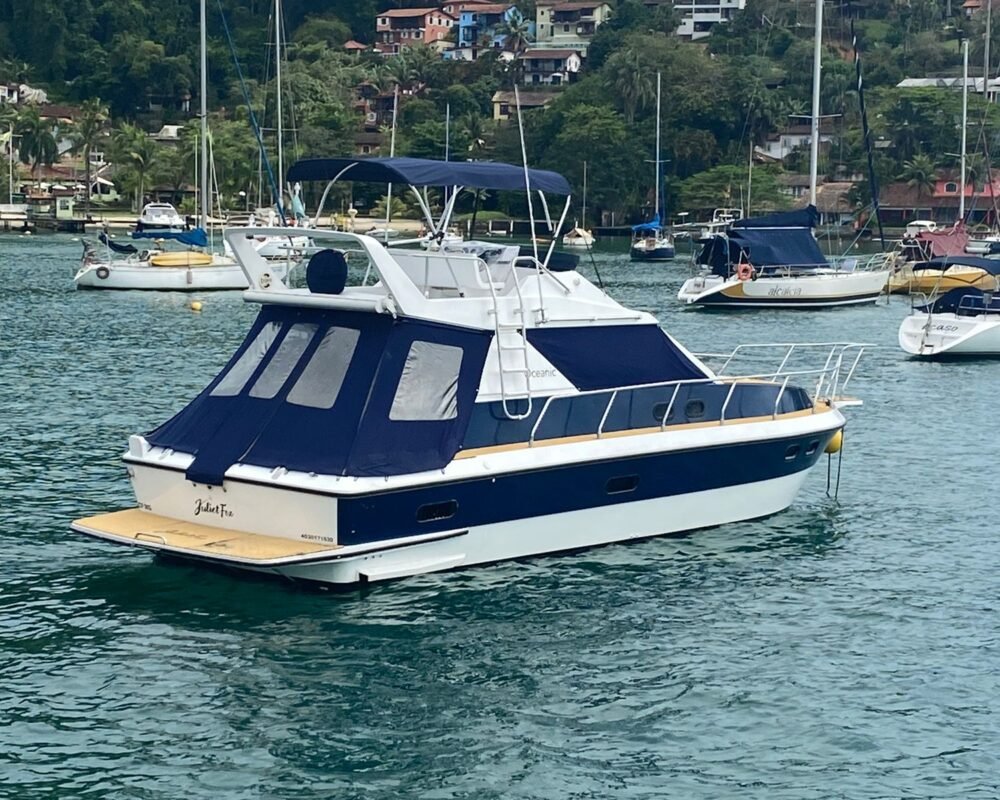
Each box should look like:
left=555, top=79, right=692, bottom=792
left=678, top=206, right=891, bottom=308
left=899, top=260, right=1000, bottom=357
left=71, top=156, right=870, bottom=586
left=138, top=202, right=186, bottom=231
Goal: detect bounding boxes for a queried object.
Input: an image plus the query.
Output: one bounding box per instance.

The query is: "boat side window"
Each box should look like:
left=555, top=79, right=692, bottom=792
left=249, top=323, right=318, bottom=399
left=287, top=327, right=361, bottom=409
left=210, top=322, right=281, bottom=397
left=389, top=341, right=464, bottom=421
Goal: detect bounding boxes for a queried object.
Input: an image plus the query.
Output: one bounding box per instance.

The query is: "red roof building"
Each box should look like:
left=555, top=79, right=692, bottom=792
left=375, top=7, right=456, bottom=55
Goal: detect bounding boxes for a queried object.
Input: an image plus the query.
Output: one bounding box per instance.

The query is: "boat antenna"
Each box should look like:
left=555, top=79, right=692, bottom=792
left=514, top=84, right=539, bottom=263
left=851, top=20, right=885, bottom=250
left=216, top=0, right=285, bottom=223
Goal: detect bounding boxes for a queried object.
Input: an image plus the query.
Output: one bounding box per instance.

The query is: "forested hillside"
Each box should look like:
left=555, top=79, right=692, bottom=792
left=2, top=0, right=1000, bottom=219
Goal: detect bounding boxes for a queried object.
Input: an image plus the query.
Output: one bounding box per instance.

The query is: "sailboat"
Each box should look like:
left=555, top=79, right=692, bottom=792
left=563, top=161, right=595, bottom=249
left=75, top=0, right=272, bottom=291
left=631, top=73, right=674, bottom=262
left=677, top=0, right=890, bottom=308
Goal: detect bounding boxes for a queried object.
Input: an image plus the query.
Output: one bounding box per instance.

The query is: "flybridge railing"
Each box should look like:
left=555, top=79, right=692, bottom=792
left=527, top=342, right=871, bottom=446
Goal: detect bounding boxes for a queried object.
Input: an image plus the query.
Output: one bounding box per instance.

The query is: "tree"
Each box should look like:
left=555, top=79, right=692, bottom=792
left=604, top=48, right=655, bottom=124
left=14, top=106, right=57, bottom=186
left=498, top=9, right=532, bottom=56
left=898, top=153, right=938, bottom=197
left=69, top=98, right=109, bottom=217
left=112, top=122, right=160, bottom=211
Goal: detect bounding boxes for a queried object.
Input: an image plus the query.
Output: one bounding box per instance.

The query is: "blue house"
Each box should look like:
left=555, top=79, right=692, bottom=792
left=455, top=5, right=532, bottom=59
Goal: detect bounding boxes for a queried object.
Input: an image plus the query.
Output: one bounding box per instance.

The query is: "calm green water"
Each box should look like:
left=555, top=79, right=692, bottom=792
left=2, top=234, right=997, bottom=798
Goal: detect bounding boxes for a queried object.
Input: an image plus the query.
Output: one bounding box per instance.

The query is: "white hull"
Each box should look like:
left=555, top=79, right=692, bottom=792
left=74, top=259, right=285, bottom=291
left=899, top=312, right=1000, bottom=356
left=75, top=470, right=814, bottom=585
left=678, top=270, right=890, bottom=308
left=562, top=229, right=594, bottom=249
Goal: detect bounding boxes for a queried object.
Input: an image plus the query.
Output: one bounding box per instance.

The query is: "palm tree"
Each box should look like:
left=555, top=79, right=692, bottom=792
left=69, top=98, right=109, bottom=217
left=14, top=106, right=57, bottom=186
left=898, top=153, right=938, bottom=198
left=604, top=48, right=655, bottom=124
left=112, top=122, right=160, bottom=211
left=498, top=9, right=531, bottom=56
left=463, top=113, right=487, bottom=155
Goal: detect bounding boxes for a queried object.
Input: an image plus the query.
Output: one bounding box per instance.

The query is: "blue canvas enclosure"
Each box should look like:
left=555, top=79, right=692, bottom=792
left=699, top=205, right=827, bottom=276
left=526, top=324, right=707, bottom=391
left=287, top=156, right=572, bottom=195
left=147, top=306, right=492, bottom=483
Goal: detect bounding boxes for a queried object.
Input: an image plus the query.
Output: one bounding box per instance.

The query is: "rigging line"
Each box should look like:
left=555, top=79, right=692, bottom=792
left=216, top=0, right=285, bottom=224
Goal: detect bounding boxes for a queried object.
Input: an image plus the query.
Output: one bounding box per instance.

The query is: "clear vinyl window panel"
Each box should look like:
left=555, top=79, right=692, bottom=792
left=287, top=327, right=361, bottom=409
left=210, top=322, right=281, bottom=397
left=249, top=323, right=318, bottom=399
left=389, top=341, right=464, bottom=421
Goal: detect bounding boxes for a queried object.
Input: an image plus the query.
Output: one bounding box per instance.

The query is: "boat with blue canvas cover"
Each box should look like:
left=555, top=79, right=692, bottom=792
left=677, top=206, right=891, bottom=309
left=898, top=256, right=1000, bottom=357
left=71, top=156, right=870, bottom=586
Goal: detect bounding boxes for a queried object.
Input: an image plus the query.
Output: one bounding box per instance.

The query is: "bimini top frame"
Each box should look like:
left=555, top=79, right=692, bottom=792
left=288, top=156, right=573, bottom=269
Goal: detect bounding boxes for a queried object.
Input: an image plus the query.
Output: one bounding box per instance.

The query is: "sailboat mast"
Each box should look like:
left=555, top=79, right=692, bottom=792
left=809, top=0, right=823, bottom=207
left=582, top=160, right=587, bottom=228
left=962, top=38, right=969, bottom=221
left=200, top=0, right=208, bottom=230
left=275, top=0, right=284, bottom=207
left=986, top=0, right=992, bottom=100
left=655, top=72, right=661, bottom=222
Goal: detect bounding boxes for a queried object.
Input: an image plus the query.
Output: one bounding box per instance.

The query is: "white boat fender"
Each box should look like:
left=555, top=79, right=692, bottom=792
left=96, top=266, right=110, bottom=280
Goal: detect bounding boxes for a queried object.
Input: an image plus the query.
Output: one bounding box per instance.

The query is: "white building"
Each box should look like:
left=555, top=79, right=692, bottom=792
left=672, top=0, right=745, bottom=40
left=761, top=124, right=834, bottom=161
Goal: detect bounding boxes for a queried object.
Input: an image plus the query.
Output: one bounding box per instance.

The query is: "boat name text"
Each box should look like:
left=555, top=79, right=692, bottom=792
left=194, top=499, right=234, bottom=519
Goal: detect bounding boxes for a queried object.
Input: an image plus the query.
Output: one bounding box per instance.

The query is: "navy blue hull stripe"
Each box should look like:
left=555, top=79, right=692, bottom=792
left=335, top=431, right=836, bottom=545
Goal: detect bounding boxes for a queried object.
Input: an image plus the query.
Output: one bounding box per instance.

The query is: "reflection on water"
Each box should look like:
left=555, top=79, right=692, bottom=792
left=1, top=234, right=998, bottom=799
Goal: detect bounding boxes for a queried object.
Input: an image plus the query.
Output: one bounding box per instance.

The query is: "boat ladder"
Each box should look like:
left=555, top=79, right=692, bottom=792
left=486, top=263, right=533, bottom=420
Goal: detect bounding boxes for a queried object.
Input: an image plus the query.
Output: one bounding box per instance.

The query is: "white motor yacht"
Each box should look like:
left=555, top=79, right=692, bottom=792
left=71, top=157, right=869, bottom=586
left=138, top=202, right=186, bottom=230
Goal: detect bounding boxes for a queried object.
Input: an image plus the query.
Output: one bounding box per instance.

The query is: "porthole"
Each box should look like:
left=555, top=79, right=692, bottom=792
left=606, top=475, right=639, bottom=494
left=417, top=500, right=457, bottom=523
left=805, top=439, right=820, bottom=456
left=685, top=399, right=705, bottom=420
left=652, top=402, right=675, bottom=424
left=784, top=444, right=801, bottom=461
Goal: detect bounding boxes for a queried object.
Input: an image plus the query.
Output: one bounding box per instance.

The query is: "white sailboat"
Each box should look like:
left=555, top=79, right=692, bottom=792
left=630, top=73, right=674, bottom=262
left=75, top=0, right=262, bottom=291
left=677, top=0, right=890, bottom=308
left=562, top=161, right=594, bottom=249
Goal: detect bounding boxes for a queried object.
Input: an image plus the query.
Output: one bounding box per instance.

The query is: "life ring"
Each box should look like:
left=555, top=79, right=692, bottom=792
left=96, top=265, right=110, bottom=280
left=736, top=262, right=753, bottom=281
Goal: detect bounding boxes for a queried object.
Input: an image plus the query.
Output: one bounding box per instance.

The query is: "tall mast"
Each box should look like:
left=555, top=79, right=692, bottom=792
left=986, top=0, right=992, bottom=100
left=582, top=160, right=587, bottom=228
left=655, top=72, right=661, bottom=222
left=275, top=0, right=284, bottom=207
left=809, top=0, right=823, bottom=207
left=200, top=0, right=208, bottom=230
left=961, top=38, right=969, bottom=221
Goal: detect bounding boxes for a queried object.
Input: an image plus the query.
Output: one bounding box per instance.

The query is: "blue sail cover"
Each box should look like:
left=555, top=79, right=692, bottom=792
left=132, top=227, right=209, bottom=247
left=632, top=215, right=662, bottom=233
left=286, top=156, right=572, bottom=195
left=700, top=205, right=827, bottom=274
left=99, top=232, right=137, bottom=254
